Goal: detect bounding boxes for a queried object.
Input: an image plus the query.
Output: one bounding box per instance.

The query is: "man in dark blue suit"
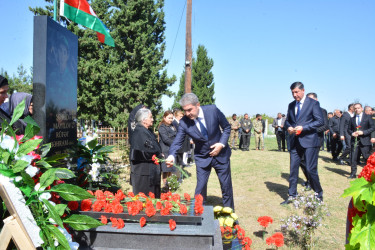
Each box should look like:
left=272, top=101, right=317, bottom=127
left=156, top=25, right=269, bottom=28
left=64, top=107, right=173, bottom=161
left=166, top=93, right=234, bottom=209
left=281, top=82, right=324, bottom=205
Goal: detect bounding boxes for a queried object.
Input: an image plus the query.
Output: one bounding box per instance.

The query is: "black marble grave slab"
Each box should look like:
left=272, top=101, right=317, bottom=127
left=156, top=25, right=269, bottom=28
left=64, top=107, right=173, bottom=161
left=73, top=206, right=223, bottom=250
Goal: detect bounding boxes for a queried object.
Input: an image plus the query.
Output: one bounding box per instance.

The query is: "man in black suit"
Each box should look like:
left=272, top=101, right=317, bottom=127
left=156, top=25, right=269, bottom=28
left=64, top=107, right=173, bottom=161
left=272, top=113, right=286, bottom=151
left=329, top=109, right=343, bottom=161
left=347, top=103, right=375, bottom=178
left=281, top=82, right=324, bottom=205
left=299, top=92, right=329, bottom=190
left=339, top=104, right=355, bottom=165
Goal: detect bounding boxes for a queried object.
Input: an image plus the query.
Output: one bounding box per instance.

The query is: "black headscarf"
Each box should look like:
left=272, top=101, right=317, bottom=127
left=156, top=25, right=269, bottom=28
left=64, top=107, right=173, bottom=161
left=0, top=75, right=8, bottom=88
left=9, top=92, right=32, bottom=118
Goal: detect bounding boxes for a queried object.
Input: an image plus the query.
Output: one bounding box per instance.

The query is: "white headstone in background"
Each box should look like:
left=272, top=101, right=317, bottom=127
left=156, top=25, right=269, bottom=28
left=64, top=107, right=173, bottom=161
left=0, top=175, right=43, bottom=247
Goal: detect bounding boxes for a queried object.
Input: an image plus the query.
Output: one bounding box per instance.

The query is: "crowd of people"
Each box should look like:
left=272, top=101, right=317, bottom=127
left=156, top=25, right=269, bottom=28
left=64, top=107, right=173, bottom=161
left=128, top=93, right=235, bottom=209
left=228, top=113, right=266, bottom=151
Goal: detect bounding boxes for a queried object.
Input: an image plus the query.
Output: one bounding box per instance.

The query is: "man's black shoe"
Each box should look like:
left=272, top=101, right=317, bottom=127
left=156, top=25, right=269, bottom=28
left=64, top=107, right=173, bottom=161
left=332, top=157, right=339, bottom=162
left=280, top=197, right=294, bottom=205
left=305, top=184, right=312, bottom=191
left=348, top=174, right=356, bottom=179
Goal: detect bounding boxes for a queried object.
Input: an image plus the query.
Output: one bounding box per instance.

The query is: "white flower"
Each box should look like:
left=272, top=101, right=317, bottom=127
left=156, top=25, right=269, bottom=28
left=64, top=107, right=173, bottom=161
left=14, top=176, right=22, bottom=182
left=69, top=241, right=79, bottom=250
left=92, top=162, right=101, bottom=170
left=25, top=165, right=39, bottom=178
left=0, top=135, right=18, bottom=153
left=35, top=183, right=41, bottom=191
left=49, top=218, right=57, bottom=224
left=15, top=154, right=33, bottom=164
left=39, top=192, right=51, bottom=201
left=54, top=240, right=59, bottom=247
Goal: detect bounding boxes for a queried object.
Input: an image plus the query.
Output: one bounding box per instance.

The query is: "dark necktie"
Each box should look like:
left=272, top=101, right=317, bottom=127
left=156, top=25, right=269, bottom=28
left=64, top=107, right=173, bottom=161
left=197, top=118, right=208, bottom=139
left=296, top=101, right=301, bottom=120
left=357, top=115, right=361, bottom=126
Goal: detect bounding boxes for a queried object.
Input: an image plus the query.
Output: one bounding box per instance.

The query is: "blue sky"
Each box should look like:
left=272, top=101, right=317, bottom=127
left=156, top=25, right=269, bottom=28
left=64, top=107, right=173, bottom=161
left=1, top=0, right=374, bottom=117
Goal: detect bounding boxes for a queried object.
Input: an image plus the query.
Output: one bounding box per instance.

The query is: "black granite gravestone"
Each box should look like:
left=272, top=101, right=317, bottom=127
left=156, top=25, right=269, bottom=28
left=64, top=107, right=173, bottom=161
left=73, top=206, right=223, bottom=250
left=33, top=16, right=78, bottom=155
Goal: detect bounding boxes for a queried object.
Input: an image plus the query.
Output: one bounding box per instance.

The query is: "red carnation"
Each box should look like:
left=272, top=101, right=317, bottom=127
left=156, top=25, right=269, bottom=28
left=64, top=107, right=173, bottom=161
left=172, top=194, right=180, bottom=202
left=241, top=237, right=252, bottom=250
left=156, top=201, right=162, bottom=210
left=100, top=215, right=108, bottom=225
left=148, top=192, right=155, bottom=199
left=169, top=219, right=176, bottom=231
left=104, top=203, right=113, bottom=213
left=81, top=199, right=92, bottom=211
left=67, top=201, right=79, bottom=211
left=140, top=217, right=146, bottom=227
left=113, top=203, right=124, bottom=214
left=145, top=205, right=156, bottom=217
left=117, top=218, right=125, bottom=229
left=95, top=190, right=106, bottom=201
left=179, top=204, right=187, bottom=215
left=184, top=193, right=191, bottom=201
left=110, top=217, right=118, bottom=227
left=92, top=200, right=105, bottom=212
left=257, top=216, right=273, bottom=228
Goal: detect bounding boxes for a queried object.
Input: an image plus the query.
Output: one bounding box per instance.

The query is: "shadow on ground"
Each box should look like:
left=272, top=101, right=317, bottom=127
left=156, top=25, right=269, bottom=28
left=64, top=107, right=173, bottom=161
left=206, top=195, right=223, bottom=206
left=264, top=181, right=288, bottom=200
left=281, top=172, right=306, bottom=185
left=320, top=155, right=335, bottom=163
left=324, top=166, right=350, bottom=177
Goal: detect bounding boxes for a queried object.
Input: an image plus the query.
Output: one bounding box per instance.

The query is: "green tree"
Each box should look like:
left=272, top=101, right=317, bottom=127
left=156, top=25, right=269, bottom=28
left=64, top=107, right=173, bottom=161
left=1, top=65, right=33, bottom=94
left=192, top=44, right=215, bottom=105
left=30, top=0, right=175, bottom=128
left=171, top=69, right=185, bottom=110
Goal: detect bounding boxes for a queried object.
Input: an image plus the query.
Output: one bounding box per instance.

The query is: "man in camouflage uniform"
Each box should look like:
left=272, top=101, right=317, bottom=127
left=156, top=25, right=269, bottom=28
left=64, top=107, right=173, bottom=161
left=240, top=113, right=252, bottom=151
left=228, top=114, right=240, bottom=150
left=253, top=114, right=264, bottom=150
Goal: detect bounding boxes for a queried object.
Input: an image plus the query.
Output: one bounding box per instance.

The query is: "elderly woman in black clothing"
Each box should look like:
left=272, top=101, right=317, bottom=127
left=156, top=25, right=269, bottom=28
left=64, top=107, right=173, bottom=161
left=130, top=108, right=162, bottom=198
left=158, top=110, right=177, bottom=187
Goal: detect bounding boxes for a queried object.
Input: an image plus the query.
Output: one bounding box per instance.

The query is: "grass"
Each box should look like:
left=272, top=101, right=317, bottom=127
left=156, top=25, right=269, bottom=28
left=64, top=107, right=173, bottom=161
left=177, top=137, right=353, bottom=249
left=119, top=137, right=354, bottom=249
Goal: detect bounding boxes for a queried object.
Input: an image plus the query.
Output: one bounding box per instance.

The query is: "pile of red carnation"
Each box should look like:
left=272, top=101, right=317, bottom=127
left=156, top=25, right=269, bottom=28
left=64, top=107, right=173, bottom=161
left=78, top=190, right=200, bottom=231
left=358, top=152, right=375, bottom=181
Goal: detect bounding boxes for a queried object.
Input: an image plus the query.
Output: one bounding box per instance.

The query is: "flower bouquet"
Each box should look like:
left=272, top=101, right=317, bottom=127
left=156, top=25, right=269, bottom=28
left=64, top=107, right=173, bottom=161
left=342, top=152, right=375, bottom=249
left=213, top=206, right=252, bottom=249
left=67, top=137, right=119, bottom=190
left=0, top=100, right=103, bottom=249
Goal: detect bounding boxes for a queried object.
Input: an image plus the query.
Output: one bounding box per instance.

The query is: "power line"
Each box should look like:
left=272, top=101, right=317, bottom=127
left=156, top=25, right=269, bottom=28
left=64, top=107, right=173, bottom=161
left=167, top=0, right=186, bottom=70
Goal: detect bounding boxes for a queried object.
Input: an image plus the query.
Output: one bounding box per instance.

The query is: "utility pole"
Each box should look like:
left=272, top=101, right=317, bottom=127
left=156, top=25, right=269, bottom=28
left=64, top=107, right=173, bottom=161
left=184, top=0, right=192, bottom=93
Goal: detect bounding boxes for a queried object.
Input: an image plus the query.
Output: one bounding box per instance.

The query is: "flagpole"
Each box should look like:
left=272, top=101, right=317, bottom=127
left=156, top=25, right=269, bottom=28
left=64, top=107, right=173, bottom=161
left=53, top=0, right=57, bottom=21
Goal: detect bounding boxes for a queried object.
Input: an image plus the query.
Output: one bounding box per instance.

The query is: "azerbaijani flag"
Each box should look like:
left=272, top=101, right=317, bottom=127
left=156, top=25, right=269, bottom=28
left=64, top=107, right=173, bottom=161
left=60, top=0, right=115, bottom=47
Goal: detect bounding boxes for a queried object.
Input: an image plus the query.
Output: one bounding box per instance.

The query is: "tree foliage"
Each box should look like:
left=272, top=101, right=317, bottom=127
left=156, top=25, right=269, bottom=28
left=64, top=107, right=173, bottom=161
left=172, top=44, right=215, bottom=109
left=30, top=0, right=176, bottom=128
left=0, top=66, right=33, bottom=94
left=191, top=44, right=215, bottom=105
left=171, top=69, right=185, bottom=110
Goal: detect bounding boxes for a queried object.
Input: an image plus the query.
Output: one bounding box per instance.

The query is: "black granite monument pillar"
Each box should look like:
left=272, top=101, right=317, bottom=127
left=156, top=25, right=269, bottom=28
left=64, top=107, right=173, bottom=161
left=33, top=16, right=78, bottom=155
